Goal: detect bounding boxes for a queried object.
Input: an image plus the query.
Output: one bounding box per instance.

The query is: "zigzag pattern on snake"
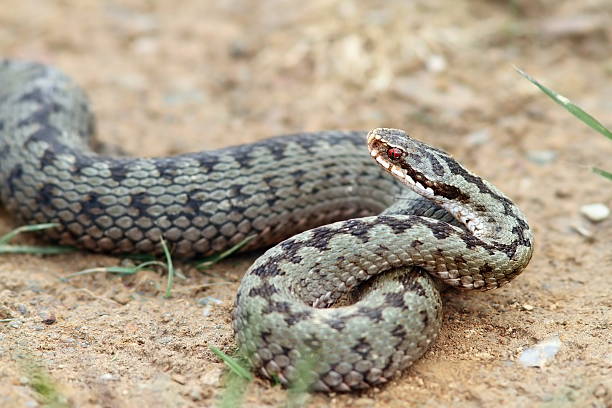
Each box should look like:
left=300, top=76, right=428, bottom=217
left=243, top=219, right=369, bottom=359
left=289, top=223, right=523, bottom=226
left=0, top=60, right=533, bottom=392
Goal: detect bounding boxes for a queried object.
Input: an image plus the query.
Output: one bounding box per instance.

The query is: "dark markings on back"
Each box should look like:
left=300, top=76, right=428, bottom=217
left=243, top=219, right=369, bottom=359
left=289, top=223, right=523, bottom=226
left=378, top=215, right=413, bottom=234
left=81, top=191, right=103, bottom=213
left=264, top=300, right=312, bottom=326
left=308, top=226, right=336, bottom=251
left=277, top=239, right=304, bottom=264
left=410, top=239, right=424, bottom=248
left=420, top=309, right=429, bottom=325
left=107, top=162, right=129, bottom=182
left=130, top=192, right=153, bottom=215
left=151, top=158, right=180, bottom=181
left=6, top=165, right=23, bottom=195
left=265, top=143, right=286, bottom=161
left=391, top=324, right=407, bottom=338
left=289, top=169, right=306, bottom=180
left=17, top=102, right=64, bottom=130
left=342, top=219, right=372, bottom=243
left=398, top=273, right=426, bottom=297
left=195, top=153, right=220, bottom=174
left=39, top=148, right=57, bottom=169
left=250, top=256, right=286, bottom=278
left=25, top=125, right=62, bottom=147
left=479, top=263, right=494, bottom=276
left=419, top=218, right=454, bottom=240
left=384, top=292, right=406, bottom=308
left=357, top=306, right=384, bottom=323
left=16, top=87, right=48, bottom=104
left=351, top=337, right=372, bottom=357
left=70, top=153, right=96, bottom=176
left=423, top=151, right=445, bottom=177
left=0, top=144, right=9, bottom=160
left=326, top=317, right=346, bottom=331
left=248, top=282, right=279, bottom=298
left=37, top=183, right=57, bottom=207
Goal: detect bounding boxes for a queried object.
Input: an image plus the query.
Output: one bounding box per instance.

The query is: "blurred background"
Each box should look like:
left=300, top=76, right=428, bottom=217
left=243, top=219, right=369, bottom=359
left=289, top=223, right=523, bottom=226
left=1, top=1, right=610, bottom=407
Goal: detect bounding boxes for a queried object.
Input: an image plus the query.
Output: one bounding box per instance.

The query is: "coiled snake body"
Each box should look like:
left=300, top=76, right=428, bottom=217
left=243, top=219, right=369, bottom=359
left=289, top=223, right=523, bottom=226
left=0, top=60, right=533, bottom=392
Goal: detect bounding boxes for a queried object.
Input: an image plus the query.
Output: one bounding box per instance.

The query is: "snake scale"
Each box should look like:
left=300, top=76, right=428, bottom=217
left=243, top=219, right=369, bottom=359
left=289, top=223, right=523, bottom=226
left=0, top=60, right=533, bottom=392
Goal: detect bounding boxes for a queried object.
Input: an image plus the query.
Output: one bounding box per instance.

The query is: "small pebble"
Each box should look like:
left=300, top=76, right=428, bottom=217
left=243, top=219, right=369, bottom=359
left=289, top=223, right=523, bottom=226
left=171, top=373, right=186, bottom=384
left=8, top=319, right=22, bottom=329
left=526, top=150, right=557, bottom=165
left=593, top=383, right=608, bottom=398
left=570, top=223, right=593, bottom=238
left=229, top=39, right=254, bottom=59
left=354, top=397, right=376, bottom=408
left=39, top=310, right=56, bottom=325
left=474, top=351, right=493, bottom=360
left=580, top=203, right=610, bottom=222
left=518, top=335, right=561, bottom=367
left=111, top=291, right=132, bottom=305
left=189, top=388, right=203, bottom=401
left=199, top=297, right=223, bottom=317
left=17, top=304, right=28, bottom=316
left=197, top=296, right=223, bottom=306
left=426, top=54, right=447, bottom=73
left=99, top=373, right=116, bottom=381
left=157, top=336, right=174, bottom=345
left=120, top=258, right=136, bottom=268
left=200, top=368, right=222, bottom=386
left=554, top=188, right=572, bottom=199
left=466, top=129, right=490, bottom=146
left=522, top=304, right=534, bottom=311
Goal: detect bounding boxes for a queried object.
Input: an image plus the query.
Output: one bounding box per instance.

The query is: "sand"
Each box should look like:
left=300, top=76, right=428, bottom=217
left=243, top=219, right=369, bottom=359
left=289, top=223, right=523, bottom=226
left=1, top=1, right=610, bottom=407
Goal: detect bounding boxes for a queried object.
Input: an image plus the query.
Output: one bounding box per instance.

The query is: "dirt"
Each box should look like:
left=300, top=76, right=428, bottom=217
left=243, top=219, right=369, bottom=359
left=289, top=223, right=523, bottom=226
left=0, top=0, right=611, bottom=407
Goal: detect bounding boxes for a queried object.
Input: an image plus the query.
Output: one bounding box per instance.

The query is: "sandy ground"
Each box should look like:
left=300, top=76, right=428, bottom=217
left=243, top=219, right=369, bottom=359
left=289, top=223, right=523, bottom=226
left=1, top=0, right=611, bottom=407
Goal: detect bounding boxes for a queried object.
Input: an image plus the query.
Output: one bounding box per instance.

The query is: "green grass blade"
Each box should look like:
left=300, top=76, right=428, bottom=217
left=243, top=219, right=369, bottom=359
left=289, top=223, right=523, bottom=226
left=122, top=253, right=157, bottom=262
left=0, top=223, right=61, bottom=245
left=62, top=261, right=167, bottom=280
left=593, top=167, right=612, bottom=180
left=210, top=346, right=253, bottom=381
left=196, top=235, right=255, bottom=271
left=515, top=67, right=612, bottom=140
left=0, top=245, right=76, bottom=255
left=20, top=358, right=70, bottom=408
left=160, top=237, right=175, bottom=298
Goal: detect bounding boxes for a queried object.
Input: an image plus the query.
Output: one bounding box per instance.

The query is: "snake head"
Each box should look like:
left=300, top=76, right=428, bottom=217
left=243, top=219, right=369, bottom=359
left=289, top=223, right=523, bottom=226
left=367, top=128, right=456, bottom=200
left=367, top=128, right=488, bottom=235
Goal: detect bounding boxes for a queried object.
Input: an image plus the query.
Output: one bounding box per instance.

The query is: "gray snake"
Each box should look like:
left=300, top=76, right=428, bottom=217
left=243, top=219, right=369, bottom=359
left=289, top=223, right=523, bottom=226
left=0, top=60, right=534, bottom=392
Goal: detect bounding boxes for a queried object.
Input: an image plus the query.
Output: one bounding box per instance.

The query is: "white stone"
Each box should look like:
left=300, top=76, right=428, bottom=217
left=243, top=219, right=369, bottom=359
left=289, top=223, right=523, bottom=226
left=580, top=203, right=610, bottom=222
left=518, top=335, right=561, bottom=367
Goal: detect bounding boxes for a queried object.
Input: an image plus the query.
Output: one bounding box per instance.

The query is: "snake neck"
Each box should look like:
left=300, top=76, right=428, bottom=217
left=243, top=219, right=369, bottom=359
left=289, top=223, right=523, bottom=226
left=367, top=128, right=533, bottom=262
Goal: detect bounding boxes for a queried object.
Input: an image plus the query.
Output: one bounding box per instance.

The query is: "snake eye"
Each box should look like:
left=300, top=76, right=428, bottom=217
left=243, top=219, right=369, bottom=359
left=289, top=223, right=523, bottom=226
left=387, top=147, right=404, bottom=161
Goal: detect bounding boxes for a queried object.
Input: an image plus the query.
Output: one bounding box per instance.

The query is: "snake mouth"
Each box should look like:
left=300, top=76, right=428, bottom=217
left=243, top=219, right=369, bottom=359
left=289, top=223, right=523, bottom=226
left=369, top=149, right=437, bottom=199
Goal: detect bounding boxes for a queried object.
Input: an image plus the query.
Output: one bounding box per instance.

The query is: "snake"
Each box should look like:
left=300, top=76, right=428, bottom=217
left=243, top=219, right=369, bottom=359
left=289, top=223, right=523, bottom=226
left=0, top=60, right=533, bottom=392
